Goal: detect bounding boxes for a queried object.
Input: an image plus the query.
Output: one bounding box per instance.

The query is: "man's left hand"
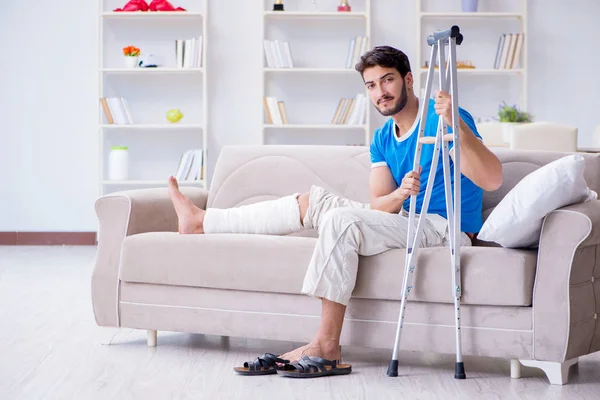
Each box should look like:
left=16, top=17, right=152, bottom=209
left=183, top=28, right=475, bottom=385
left=434, top=90, right=453, bottom=126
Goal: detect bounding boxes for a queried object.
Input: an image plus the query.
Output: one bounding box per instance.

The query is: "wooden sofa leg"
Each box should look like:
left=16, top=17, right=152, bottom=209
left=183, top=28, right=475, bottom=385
left=519, top=358, right=578, bottom=385
left=147, top=330, right=157, bottom=347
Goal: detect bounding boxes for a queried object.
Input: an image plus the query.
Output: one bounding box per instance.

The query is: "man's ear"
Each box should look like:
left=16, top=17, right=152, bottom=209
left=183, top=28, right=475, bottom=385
left=405, top=72, right=414, bottom=89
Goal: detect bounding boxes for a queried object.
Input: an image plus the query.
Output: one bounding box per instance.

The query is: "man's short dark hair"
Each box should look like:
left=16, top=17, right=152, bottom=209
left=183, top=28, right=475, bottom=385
left=355, top=46, right=412, bottom=79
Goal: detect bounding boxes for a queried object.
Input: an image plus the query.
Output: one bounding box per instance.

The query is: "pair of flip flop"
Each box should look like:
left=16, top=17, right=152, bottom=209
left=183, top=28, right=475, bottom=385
left=234, top=353, right=352, bottom=378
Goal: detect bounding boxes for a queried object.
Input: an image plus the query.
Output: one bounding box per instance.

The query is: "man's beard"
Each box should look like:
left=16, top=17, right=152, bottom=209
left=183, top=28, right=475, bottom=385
left=377, top=84, right=408, bottom=117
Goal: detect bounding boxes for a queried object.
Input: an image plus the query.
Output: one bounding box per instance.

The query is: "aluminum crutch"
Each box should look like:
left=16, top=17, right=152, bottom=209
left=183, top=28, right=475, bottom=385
left=387, top=25, right=466, bottom=380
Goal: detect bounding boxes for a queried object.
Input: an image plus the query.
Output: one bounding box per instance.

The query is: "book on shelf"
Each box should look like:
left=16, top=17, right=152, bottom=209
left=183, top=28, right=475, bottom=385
left=493, top=33, right=524, bottom=69
left=346, top=36, right=368, bottom=69
left=263, top=96, right=289, bottom=125
left=263, top=40, right=294, bottom=68
left=100, top=97, right=134, bottom=124
left=176, top=36, right=203, bottom=68
left=332, top=93, right=366, bottom=125
left=175, top=148, right=204, bottom=181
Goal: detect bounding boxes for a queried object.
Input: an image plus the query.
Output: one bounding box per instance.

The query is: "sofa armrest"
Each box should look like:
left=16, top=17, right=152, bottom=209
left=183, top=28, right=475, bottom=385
left=91, top=187, right=209, bottom=327
left=533, top=200, right=600, bottom=362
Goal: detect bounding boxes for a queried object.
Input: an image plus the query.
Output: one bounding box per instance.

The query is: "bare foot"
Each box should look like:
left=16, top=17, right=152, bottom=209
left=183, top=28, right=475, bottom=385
left=167, top=176, right=205, bottom=234
left=279, top=340, right=341, bottom=364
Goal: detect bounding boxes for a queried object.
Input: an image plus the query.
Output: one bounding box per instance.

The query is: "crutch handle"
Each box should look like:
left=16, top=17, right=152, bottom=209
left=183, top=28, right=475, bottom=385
left=419, top=134, right=454, bottom=144
left=427, top=25, right=463, bottom=46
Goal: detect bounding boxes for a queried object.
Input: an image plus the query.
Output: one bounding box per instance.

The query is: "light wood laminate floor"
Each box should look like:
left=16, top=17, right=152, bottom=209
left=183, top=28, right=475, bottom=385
left=1, top=245, right=600, bottom=399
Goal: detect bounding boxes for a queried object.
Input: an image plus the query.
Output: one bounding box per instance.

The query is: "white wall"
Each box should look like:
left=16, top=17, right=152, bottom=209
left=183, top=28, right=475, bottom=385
left=0, top=0, right=98, bottom=232
left=0, top=0, right=598, bottom=232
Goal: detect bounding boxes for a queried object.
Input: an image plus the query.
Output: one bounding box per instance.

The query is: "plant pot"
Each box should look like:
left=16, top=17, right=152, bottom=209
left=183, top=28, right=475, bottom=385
left=124, top=56, right=139, bottom=68
left=461, top=0, right=478, bottom=12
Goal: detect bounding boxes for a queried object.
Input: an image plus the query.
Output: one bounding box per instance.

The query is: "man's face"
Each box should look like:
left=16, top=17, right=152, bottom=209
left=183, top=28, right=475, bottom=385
left=363, top=66, right=409, bottom=117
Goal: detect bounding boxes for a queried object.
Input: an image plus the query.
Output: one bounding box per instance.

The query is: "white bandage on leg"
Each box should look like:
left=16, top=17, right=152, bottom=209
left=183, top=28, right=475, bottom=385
left=203, top=194, right=304, bottom=235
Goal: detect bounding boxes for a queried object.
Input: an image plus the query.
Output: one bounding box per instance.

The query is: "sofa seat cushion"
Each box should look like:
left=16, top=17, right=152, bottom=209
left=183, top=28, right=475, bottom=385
left=119, top=232, right=538, bottom=306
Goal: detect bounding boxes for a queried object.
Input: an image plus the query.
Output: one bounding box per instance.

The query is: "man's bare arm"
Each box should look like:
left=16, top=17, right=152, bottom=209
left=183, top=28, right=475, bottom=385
left=450, top=118, right=503, bottom=191
left=370, top=165, right=421, bottom=213
left=435, top=90, right=503, bottom=191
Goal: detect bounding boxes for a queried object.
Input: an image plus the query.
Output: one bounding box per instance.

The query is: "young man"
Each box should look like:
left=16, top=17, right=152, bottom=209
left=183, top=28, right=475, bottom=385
left=167, top=46, right=503, bottom=377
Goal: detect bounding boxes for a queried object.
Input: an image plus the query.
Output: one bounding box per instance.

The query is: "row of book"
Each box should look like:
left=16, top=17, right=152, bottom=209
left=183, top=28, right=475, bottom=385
left=493, top=33, right=524, bottom=70
left=263, top=97, right=290, bottom=125
left=264, top=40, right=294, bottom=68
left=345, top=36, right=368, bottom=69
left=175, top=148, right=204, bottom=181
left=263, top=95, right=367, bottom=125
left=176, top=36, right=203, bottom=68
left=100, top=97, right=134, bottom=124
left=263, top=36, right=369, bottom=69
left=332, top=94, right=367, bottom=125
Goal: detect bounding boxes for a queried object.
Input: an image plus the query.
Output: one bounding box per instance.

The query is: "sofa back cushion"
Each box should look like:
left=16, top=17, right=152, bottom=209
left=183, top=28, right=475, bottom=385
left=208, top=145, right=600, bottom=223
left=207, top=145, right=371, bottom=209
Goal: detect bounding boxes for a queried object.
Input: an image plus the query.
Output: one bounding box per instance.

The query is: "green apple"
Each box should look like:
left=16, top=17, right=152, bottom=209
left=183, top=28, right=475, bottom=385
left=166, top=108, right=184, bottom=123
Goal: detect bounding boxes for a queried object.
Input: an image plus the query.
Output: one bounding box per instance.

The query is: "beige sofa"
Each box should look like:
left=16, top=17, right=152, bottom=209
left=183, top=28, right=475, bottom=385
left=92, top=145, right=600, bottom=385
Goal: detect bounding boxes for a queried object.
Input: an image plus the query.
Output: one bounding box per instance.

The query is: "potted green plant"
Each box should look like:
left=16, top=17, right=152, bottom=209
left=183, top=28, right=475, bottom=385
left=497, top=102, right=533, bottom=142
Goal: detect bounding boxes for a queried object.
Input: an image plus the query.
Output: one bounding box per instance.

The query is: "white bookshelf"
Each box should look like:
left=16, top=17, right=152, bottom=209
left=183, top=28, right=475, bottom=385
left=261, top=0, right=371, bottom=146
left=263, top=124, right=368, bottom=129
left=263, top=11, right=368, bottom=18
left=416, top=0, right=528, bottom=122
left=420, top=12, right=523, bottom=19
left=101, top=124, right=204, bottom=130
left=419, top=68, right=524, bottom=75
left=101, top=67, right=204, bottom=74
left=264, top=68, right=357, bottom=73
left=98, top=0, right=208, bottom=196
left=100, top=11, right=204, bottom=18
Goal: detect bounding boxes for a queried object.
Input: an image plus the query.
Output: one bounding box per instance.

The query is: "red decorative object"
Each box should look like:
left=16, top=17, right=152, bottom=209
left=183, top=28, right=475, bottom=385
left=149, top=0, right=186, bottom=11
left=337, top=0, right=351, bottom=12
left=114, top=0, right=149, bottom=12
left=113, top=0, right=186, bottom=12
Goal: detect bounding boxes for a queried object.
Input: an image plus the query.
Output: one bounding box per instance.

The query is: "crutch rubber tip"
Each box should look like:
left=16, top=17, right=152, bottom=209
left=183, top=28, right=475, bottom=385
left=454, top=362, right=466, bottom=379
left=386, top=360, right=399, bottom=377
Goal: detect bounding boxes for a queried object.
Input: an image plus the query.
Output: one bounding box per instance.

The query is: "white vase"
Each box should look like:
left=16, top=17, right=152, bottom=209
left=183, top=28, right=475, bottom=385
left=124, top=56, right=138, bottom=68
left=461, top=0, right=478, bottom=12
left=501, top=122, right=520, bottom=143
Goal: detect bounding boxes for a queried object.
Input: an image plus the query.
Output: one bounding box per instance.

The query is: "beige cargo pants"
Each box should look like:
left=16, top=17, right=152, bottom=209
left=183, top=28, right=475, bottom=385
left=300, top=185, right=472, bottom=306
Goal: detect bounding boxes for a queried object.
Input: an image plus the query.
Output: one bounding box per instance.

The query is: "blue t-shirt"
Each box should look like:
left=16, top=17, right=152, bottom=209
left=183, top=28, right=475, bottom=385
left=370, top=98, right=483, bottom=233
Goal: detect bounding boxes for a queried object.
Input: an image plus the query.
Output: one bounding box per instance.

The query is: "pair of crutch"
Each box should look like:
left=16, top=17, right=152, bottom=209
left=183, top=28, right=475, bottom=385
left=387, top=25, right=466, bottom=379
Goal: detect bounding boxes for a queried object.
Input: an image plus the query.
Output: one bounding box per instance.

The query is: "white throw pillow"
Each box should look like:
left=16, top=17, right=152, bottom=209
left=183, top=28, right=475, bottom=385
left=478, top=154, right=597, bottom=248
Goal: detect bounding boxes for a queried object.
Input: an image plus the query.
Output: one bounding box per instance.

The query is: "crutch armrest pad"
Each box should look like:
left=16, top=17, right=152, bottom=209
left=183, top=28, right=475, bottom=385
left=427, top=25, right=463, bottom=46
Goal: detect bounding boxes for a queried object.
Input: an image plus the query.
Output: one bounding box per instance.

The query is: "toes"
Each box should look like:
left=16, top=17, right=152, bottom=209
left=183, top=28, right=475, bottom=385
left=168, top=176, right=180, bottom=190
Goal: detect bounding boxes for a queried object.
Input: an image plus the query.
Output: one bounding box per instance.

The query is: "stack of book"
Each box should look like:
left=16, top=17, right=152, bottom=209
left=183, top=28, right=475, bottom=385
left=263, top=40, right=294, bottom=68
left=493, top=33, right=524, bottom=69
left=263, top=97, right=289, bottom=125
left=176, top=36, right=203, bottom=68
left=100, top=97, right=134, bottom=124
left=332, top=94, right=367, bottom=125
left=175, top=149, right=204, bottom=181
left=345, top=36, right=368, bottom=69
